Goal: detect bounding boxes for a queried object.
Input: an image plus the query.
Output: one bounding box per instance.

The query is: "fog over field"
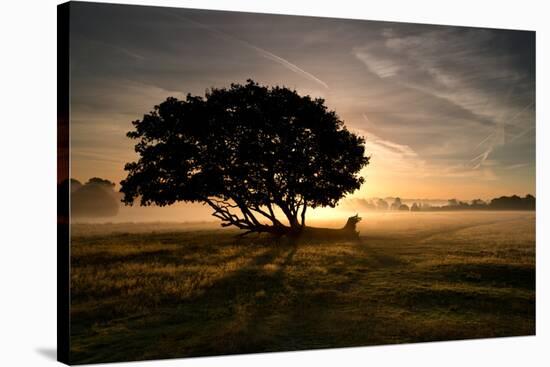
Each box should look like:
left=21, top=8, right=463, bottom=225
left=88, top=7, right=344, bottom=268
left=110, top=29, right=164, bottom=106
left=71, top=194, right=535, bottom=224
left=72, top=210, right=534, bottom=235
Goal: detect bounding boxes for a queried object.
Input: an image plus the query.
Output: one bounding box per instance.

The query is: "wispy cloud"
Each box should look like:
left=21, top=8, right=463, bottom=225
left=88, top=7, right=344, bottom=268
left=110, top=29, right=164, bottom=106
left=503, top=163, right=531, bottom=170
left=470, top=123, right=505, bottom=169
left=354, top=125, right=422, bottom=173
left=472, top=100, right=534, bottom=168
left=354, top=122, right=500, bottom=186
left=164, top=11, right=329, bottom=89
left=115, top=46, right=145, bottom=61
left=248, top=45, right=329, bottom=89
left=353, top=27, right=534, bottom=173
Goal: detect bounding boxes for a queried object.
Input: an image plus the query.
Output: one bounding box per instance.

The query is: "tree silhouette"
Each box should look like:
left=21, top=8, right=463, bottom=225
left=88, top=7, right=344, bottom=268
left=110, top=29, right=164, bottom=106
left=120, top=80, right=370, bottom=235
left=391, top=197, right=402, bottom=210
left=398, top=204, right=410, bottom=211
left=72, top=177, right=120, bottom=218
left=376, top=198, right=389, bottom=210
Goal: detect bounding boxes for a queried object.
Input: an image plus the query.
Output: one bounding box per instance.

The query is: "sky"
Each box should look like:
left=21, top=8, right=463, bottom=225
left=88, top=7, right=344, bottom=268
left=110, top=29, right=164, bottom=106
left=69, top=2, right=535, bottom=221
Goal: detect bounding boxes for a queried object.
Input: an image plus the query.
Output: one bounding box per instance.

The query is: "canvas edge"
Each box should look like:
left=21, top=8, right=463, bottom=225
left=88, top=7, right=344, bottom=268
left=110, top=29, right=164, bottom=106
left=57, top=1, right=71, bottom=365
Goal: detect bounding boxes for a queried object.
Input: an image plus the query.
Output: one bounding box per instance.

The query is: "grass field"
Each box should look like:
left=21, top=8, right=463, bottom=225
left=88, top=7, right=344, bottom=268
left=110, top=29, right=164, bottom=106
left=69, top=211, right=535, bottom=364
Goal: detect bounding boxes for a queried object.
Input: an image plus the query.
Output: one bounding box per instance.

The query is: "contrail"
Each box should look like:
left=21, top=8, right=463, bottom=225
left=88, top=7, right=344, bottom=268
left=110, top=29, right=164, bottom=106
left=505, top=101, right=535, bottom=142
left=472, top=87, right=514, bottom=152
left=470, top=123, right=504, bottom=169
left=502, top=100, right=535, bottom=128
left=470, top=146, right=494, bottom=169
left=510, top=125, right=535, bottom=142
left=248, top=45, right=329, bottom=89
left=116, top=46, right=145, bottom=61
left=362, top=113, right=373, bottom=125
left=474, top=132, right=494, bottom=150
left=161, top=11, right=329, bottom=89
left=471, top=100, right=534, bottom=169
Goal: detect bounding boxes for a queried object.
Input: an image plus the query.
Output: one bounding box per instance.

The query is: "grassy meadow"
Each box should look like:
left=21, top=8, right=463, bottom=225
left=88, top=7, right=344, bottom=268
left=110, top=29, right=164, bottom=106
left=70, top=211, right=535, bottom=364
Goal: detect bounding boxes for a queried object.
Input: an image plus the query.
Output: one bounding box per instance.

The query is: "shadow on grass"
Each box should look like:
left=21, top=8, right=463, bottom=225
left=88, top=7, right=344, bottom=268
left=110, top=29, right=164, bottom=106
left=426, top=263, right=535, bottom=290
left=69, top=228, right=535, bottom=364
left=358, top=238, right=408, bottom=268
left=70, top=239, right=301, bottom=363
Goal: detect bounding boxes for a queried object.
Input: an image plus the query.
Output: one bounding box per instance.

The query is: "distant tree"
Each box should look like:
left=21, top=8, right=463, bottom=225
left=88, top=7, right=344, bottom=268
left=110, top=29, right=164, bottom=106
left=448, top=199, right=458, bottom=206
left=120, top=80, right=370, bottom=235
left=469, top=198, right=487, bottom=210
left=72, top=178, right=120, bottom=217
left=391, top=197, right=402, bottom=210
left=421, top=202, right=432, bottom=210
left=490, top=194, right=535, bottom=210
left=70, top=178, right=82, bottom=193
left=376, top=198, right=389, bottom=210
left=365, top=201, right=376, bottom=210
left=410, top=202, right=420, bottom=212
left=356, top=199, right=376, bottom=210
left=398, top=204, right=410, bottom=211
left=87, top=177, right=116, bottom=186
left=524, top=194, right=536, bottom=209
left=471, top=199, right=486, bottom=206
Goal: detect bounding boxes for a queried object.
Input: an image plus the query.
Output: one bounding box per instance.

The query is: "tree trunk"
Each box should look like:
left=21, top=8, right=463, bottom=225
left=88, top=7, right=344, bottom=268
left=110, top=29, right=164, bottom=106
left=205, top=196, right=361, bottom=239
left=239, top=214, right=362, bottom=240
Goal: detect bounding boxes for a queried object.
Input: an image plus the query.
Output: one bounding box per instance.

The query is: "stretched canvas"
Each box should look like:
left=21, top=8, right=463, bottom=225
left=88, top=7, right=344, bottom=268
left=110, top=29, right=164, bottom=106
left=58, top=1, right=536, bottom=364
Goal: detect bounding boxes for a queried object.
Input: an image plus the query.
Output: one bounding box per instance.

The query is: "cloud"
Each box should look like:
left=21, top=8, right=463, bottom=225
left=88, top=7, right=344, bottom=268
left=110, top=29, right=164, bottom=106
left=470, top=124, right=505, bottom=169
left=114, top=46, right=145, bottom=61
left=503, top=163, right=531, bottom=170
left=471, top=100, right=535, bottom=168
left=249, top=45, right=329, bottom=89
left=352, top=27, right=535, bottom=171
left=354, top=125, right=423, bottom=174
left=354, top=123, right=499, bottom=184
left=164, top=11, right=329, bottom=89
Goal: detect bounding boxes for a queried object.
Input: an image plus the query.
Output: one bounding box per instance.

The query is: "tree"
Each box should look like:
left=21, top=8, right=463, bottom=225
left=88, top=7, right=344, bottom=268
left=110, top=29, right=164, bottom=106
left=376, top=198, right=389, bottom=210
left=72, top=177, right=120, bottom=218
left=421, top=203, right=432, bottom=210
left=391, top=197, right=402, bottom=210
left=489, top=194, right=535, bottom=210
left=448, top=199, right=458, bottom=206
left=398, top=204, right=410, bottom=211
left=120, top=80, right=370, bottom=235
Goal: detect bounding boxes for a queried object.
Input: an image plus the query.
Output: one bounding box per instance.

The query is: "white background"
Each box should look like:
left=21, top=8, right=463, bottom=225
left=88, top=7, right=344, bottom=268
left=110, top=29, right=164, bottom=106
left=0, top=0, right=548, bottom=365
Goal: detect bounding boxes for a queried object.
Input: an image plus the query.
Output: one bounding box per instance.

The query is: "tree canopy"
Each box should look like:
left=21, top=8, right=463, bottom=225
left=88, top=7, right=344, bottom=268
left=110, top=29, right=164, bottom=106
left=72, top=178, right=120, bottom=218
left=120, top=80, right=369, bottom=235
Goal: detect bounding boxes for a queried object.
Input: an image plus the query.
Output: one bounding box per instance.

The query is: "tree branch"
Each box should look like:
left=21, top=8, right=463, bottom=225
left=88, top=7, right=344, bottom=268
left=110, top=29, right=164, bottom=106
left=204, top=198, right=253, bottom=229
left=250, top=205, right=285, bottom=227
